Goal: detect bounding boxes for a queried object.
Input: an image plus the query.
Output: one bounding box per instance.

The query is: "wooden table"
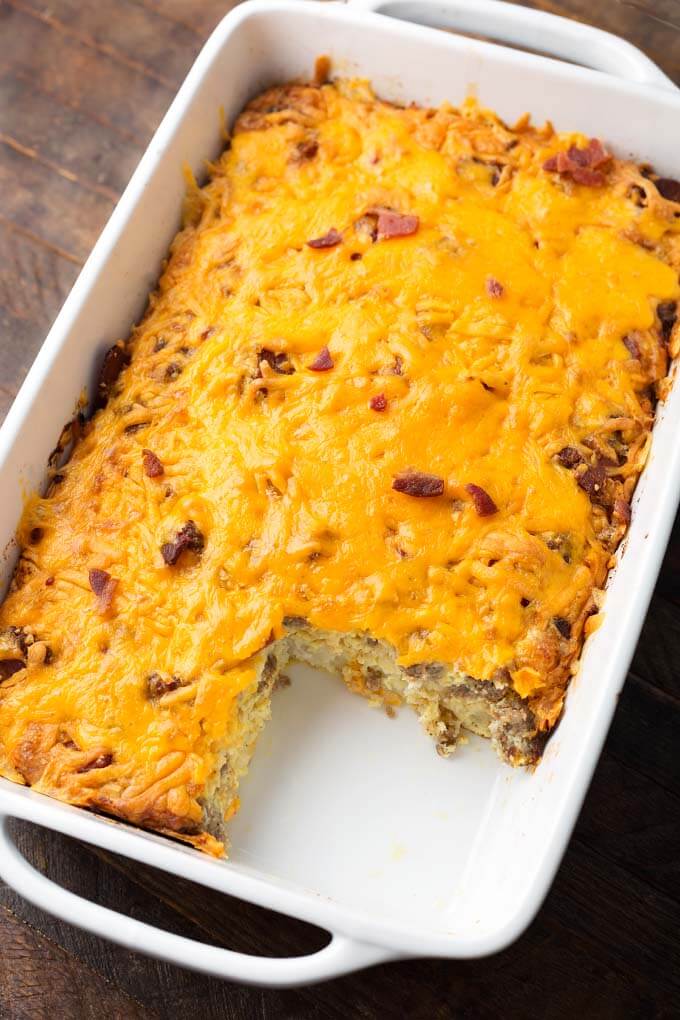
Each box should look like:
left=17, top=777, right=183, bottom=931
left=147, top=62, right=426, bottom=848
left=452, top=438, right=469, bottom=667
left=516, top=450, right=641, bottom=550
left=1, top=1, right=679, bottom=1016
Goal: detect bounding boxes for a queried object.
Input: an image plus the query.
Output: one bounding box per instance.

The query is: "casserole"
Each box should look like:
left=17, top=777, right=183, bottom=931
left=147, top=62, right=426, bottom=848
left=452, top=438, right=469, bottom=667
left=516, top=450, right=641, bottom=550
left=0, top=0, right=679, bottom=986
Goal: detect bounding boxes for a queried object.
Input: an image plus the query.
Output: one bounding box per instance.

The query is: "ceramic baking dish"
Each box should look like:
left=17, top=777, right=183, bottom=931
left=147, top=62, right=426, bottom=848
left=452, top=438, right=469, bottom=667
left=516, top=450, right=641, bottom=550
left=0, top=0, right=679, bottom=988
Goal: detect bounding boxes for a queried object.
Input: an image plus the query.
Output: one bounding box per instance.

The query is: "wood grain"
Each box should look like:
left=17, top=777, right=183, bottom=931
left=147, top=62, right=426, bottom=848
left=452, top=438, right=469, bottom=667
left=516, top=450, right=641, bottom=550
left=0, top=1, right=679, bottom=1016
left=0, top=905, right=153, bottom=1020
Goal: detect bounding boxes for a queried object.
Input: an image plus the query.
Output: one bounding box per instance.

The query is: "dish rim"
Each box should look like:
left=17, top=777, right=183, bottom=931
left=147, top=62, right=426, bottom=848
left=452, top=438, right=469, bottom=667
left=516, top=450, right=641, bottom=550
left=0, top=0, right=678, bottom=984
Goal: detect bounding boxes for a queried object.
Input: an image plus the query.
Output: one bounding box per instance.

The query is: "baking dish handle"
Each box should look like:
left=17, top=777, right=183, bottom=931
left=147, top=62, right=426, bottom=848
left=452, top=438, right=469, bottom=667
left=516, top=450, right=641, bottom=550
left=347, top=0, right=677, bottom=92
left=0, top=815, right=399, bottom=987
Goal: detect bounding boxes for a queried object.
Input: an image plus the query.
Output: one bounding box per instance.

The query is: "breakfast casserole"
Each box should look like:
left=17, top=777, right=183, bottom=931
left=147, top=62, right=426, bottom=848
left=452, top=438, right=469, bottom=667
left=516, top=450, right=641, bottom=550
left=0, top=74, right=678, bottom=857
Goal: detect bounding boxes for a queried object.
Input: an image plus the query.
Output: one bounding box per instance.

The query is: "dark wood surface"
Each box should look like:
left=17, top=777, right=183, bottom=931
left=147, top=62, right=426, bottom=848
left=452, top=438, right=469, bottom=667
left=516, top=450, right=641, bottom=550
left=1, top=1, right=679, bottom=1016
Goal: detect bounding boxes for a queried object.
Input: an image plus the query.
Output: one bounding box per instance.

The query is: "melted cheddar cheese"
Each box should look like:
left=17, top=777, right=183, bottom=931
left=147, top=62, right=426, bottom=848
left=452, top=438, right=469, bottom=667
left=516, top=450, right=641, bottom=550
left=0, top=78, right=678, bottom=851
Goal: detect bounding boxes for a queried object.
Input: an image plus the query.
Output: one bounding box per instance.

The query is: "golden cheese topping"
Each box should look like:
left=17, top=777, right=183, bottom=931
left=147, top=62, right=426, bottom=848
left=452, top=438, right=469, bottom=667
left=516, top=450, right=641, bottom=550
left=0, top=78, right=678, bottom=848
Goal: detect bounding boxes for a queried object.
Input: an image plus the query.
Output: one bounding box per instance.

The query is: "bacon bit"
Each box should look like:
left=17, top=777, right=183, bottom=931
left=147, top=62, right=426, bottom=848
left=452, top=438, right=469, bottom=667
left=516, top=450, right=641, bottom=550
left=465, top=484, right=498, bottom=516
left=77, top=752, right=113, bottom=773
left=613, top=498, right=632, bottom=524
left=577, top=462, right=607, bottom=502
left=390, top=354, right=404, bottom=376
left=142, top=449, right=164, bottom=478
left=370, top=393, right=388, bottom=412
left=393, top=471, right=445, bottom=498
left=88, top=568, right=118, bottom=614
left=294, top=138, right=319, bottom=161
left=161, top=520, right=205, bottom=566
left=307, top=228, right=342, bottom=249
left=374, top=209, right=419, bottom=240
left=557, top=446, right=583, bottom=469
left=350, top=252, right=362, bottom=261
left=623, top=334, right=641, bottom=359
left=146, top=673, right=182, bottom=699
left=95, top=342, right=130, bottom=410
left=486, top=277, right=504, bottom=298
left=308, top=346, right=334, bottom=371
left=543, top=138, right=611, bottom=187
left=571, top=165, right=606, bottom=186
left=200, top=326, right=217, bottom=341
left=656, top=177, right=680, bottom=203
left=553, top=616, right=571, bottom=639
left=45, top=576, right=55, bottom=586
left=0, top=659, right=25, bottom=681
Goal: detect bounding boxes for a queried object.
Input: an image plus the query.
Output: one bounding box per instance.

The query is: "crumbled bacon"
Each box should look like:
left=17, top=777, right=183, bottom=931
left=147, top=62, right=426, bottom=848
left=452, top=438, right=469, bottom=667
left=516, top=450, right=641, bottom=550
left=543, top=138, right=611, bottom=187
left=308, top=347, right=334, bottom=371
left=622, top=334, right=641, bottom=359
left=393, top=471, right=445, bottom=497
left=355, top=208, right=420, bottom=242
left=77, top=752, right=113, bottom=773
left=655, top=177, right=680, bottom=203
left=370, top=393, right=388, bottom=411
left=88, top=568, right=118, bottom=614
left=307, top=229, right=342, bottom=249
left=294, top=137, right=319, bottom=161
left=142, top=449, right=164, bottom=478
left=146, top=673, right=182, bottom=699
left=375, top=210, right=419, bottom=240
left=465, top=484, right=498, bottom=516
left=0, top=659, right=25, bottom=682
left=557, top=446, right=583, bottom=469
left=613, top=498, right=632, bottom=524
left=486, top=277, right=504, bottom=298
left=95, top=342, right=130, bottom=410
left=161, top=520, right=205, bottom=565
left=577, top=462, right=607, bottom=502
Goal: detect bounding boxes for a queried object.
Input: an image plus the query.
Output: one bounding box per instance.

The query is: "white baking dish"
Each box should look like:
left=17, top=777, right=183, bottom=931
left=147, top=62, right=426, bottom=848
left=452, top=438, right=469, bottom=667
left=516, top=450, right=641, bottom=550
left=0, top=0, right=678, bottom=987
